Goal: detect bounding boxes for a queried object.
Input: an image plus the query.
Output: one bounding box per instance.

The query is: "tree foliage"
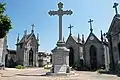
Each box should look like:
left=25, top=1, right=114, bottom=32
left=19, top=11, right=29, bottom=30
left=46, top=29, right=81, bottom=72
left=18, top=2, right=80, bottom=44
left=0, top=2, right=12, bottom=38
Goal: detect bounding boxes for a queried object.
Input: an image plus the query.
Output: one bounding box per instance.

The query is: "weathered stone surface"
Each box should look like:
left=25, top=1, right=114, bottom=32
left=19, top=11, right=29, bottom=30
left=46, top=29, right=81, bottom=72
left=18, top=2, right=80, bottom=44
left=0, top=37, right=7, bottom=66
left=51, top=43, right=69, bottom=73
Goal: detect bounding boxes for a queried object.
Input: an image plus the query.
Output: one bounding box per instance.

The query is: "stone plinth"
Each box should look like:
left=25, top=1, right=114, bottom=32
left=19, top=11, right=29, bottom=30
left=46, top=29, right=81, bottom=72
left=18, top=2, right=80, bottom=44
left=0, top=37, right=7, bottom=66
left=51, top=41, right=70, bottom=74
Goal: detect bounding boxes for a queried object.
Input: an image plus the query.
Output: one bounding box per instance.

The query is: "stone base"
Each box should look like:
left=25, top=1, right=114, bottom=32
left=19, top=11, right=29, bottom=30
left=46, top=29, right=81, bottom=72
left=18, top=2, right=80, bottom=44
left=46, top=71, right=75, bottom=76
left=51, top=41, right=70, bottom=73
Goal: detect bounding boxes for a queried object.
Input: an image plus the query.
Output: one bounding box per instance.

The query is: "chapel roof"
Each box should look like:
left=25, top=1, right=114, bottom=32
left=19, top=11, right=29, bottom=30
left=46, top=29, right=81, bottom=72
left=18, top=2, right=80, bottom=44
left=7, top=49, right=16, bottom=54
left=17, top=32, right=36, bottom=44
left=66, top=34, right=82, bottom=44
left=19, top=33, right=32, bottom=43
left=108, top=14, right=120, bottom=33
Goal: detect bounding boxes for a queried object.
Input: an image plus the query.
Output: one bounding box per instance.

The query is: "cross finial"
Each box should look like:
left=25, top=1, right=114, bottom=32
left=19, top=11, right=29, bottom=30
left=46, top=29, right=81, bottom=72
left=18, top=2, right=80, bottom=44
left=88, top=19, right=93, bottom=33
left=58, top=2, right=63, bottom=10
left=113, top=3, right=119, bottom=15
left=37, top=33, right=39, bottom=41
left=82, top=34, right=84, bottom=44
left=31, top=24, right=35, bottom=33
left=68, top=24, right=73, bottom=35
left=101, top=30, right=103, bottom=42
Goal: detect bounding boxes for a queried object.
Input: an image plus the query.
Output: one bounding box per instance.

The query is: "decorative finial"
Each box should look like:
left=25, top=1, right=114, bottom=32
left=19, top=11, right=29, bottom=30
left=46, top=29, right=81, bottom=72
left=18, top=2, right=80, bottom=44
left=68, top=24, right=73, bottom=36
left=63, top=36, right=65, bottom=42
left=88, top=19, right=93, bottom=33
left=17, top=33, right=19, bottom=43
left=113, top=3, right=119, bottom=15
left=24, top=30, right=27, bottom=35
left=31, top=24, right=35, bottom=33
left=37, top=33, right=39, bottom=41
left=101, top=30, right=103, bottom=42
left=78, top=33, right=80, bottom=43
left=82, top=34, right=84, bottom=44
left=103, top=33, right=107, bottom=42
left=58, top=2, right=63, bottom=10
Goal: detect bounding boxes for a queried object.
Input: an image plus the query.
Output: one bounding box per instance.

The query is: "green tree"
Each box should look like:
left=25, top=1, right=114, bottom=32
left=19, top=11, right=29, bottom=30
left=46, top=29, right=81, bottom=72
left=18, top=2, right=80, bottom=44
left=0, top=2, right=12, bottom=38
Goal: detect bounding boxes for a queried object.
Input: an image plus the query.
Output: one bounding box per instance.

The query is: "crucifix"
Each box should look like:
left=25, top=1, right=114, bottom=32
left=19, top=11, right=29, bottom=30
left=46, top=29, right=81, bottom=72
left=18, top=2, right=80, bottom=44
left=113, top=3, right=119, bottom=15
left=68, top=24, right=73, bottom=35
left=31, top=24, right=35, bottom=33
left=88, top=19, right=93, bottom=32
left=48, top=2, right=73, bottom=42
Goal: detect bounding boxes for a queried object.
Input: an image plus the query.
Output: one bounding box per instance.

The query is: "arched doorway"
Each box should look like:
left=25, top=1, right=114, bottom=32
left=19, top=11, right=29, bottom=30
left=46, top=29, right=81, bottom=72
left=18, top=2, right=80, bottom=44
left=69, top=47, right=74, bottom=67
left=29, top=49, right=33, bottom=66
left=90, top=45, right=97, bottom=70
left=118, top=43, right=120, bottom=60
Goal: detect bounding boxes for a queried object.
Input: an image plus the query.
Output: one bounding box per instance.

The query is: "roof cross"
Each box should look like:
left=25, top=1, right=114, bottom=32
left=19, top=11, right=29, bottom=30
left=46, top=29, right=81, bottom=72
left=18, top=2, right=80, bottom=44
left=113, top=3, right=119, bottom=15
left=68, top=24, right=73, bottom=35
left=88, top=19, right=93, bottom=33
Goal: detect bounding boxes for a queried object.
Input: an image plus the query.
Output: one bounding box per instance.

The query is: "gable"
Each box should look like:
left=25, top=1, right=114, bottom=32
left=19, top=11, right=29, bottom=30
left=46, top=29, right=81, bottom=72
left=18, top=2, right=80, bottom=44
left=18, top=33, right=37, bottom=44
left=27, top=33, right=38, bottom=46
left=85, top=32, right=101, bottom=45
left=66, top=35, right=77, bottom=45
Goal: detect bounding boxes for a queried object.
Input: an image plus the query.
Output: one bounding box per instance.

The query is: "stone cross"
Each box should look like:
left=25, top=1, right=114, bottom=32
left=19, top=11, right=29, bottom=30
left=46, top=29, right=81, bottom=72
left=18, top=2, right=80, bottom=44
left=31, top=24, right=35, bottom=33
left=48, top=2, right=73, bottom=42
left=113, top=3, right=118, bottom=15
left=88, top=19, right=93, bottom=32
left=68, top=24, right=73, bottom=35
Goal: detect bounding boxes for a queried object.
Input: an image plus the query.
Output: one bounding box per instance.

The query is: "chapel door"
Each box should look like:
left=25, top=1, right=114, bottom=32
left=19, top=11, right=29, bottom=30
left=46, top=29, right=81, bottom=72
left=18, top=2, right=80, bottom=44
left=69, top=47, right=74, bottom=67
left=29, top=49, right=33, bottom=66
left=90, top=45, right=97, bottom=70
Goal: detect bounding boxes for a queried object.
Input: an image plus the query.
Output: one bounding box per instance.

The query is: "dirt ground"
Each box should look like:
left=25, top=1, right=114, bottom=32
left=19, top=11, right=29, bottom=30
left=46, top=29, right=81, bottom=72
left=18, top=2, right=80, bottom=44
left=0, top=68, right=120, bottom=80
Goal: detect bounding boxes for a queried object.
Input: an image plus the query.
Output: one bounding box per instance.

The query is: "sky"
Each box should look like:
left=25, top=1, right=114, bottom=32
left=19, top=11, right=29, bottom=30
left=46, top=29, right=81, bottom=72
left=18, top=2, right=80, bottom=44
left=1, top=0, right=120, bottom=53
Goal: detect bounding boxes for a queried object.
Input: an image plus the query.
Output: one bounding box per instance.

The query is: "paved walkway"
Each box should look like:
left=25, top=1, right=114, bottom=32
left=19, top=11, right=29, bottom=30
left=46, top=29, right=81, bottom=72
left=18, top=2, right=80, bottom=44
left=0, top=68, right=120, bottom=80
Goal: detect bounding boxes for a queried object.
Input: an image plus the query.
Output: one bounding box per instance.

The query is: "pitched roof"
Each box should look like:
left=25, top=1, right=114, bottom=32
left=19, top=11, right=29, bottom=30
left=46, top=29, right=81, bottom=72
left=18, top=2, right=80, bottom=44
left=66, top=34, right=82, bottom=44
left=19, top=34, right=31, bottom=43
left=108, top=14, right=120, bottom=33
left=18, top=33, right=36, bottom=44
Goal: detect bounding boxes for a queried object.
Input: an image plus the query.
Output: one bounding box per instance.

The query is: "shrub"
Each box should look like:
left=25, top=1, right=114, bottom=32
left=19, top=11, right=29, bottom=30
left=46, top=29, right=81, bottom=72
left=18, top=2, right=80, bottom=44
left=0, top=2, right=12, bottom=38
left=15, top=65, right=25, bottom=69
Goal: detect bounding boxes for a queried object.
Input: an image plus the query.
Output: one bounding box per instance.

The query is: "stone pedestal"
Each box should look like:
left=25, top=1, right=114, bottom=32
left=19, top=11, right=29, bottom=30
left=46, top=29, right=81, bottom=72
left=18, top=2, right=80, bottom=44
left=51, top=41, right=69, bottom=73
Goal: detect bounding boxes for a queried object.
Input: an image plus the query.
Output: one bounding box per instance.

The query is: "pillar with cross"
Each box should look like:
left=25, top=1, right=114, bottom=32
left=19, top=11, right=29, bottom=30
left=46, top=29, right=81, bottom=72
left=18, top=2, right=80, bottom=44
left=113, top=3, right=119, bottom=15
left=68, top=24, right=73, bottom=35
left=47, top=2, right=73, bottom=74
left=48, top=2, right=73, bottom=43
left=88, top=19, right=93, bottom=33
